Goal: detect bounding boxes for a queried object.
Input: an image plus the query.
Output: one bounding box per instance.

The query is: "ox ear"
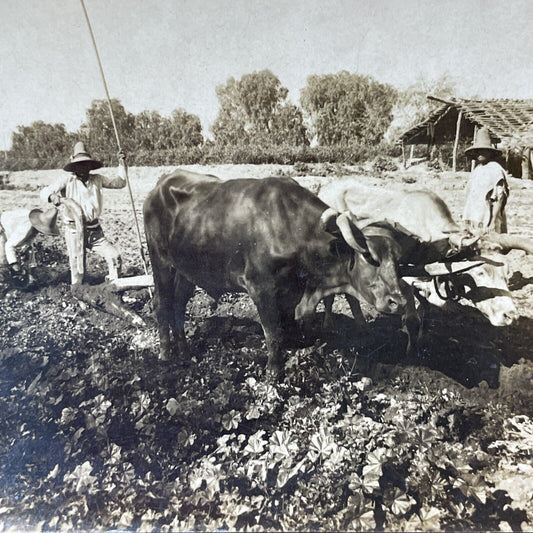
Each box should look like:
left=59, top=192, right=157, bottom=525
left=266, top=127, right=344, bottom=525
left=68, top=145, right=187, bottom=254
left=163, top=184, right=191, bottom=206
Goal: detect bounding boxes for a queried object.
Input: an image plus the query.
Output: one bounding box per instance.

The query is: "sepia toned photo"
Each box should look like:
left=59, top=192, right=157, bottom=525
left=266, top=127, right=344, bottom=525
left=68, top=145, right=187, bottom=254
left=0, top=0, right=532, bottom=531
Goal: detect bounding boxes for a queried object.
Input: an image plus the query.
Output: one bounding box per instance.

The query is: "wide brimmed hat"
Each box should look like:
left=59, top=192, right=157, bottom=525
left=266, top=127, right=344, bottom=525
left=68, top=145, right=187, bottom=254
left=465, top=127, right=501, bottom=157
left=29, top=207, right=60, bottom=236
left=63, top=141, right=103, bottom=172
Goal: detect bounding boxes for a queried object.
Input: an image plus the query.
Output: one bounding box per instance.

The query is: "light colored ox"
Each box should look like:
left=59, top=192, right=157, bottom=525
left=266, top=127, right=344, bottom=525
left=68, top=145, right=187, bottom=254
left=317, top=180, right=533, bottom=354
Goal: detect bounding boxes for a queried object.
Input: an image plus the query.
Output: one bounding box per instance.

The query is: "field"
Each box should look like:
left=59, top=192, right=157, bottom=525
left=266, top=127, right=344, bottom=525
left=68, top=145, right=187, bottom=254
left=0, top=163, right=532, bottom=531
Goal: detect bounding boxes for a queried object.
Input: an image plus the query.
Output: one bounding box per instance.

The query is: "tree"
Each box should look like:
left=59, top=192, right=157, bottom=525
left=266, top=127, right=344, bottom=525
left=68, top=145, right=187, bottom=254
left=212, top=70, right=308, bottom=146
left=300, top=71, right=397, bottom=146
left=385, top=74, right=458, bottom=142
left=167, top=109, right=203, bottom=148
left=270, top=103, right=308, bottom=147
left=11, top=121, right=74, bottom=167
left=131, top=108, right=204, bottom=153
left=133, top=110, right=165, bottom=151
left=78, top=99, right=135, bottom=159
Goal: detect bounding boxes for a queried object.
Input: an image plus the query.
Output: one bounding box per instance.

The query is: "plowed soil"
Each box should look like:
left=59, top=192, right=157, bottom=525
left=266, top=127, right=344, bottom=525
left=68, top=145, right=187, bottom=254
left=0, top=163, right=532, bottom=531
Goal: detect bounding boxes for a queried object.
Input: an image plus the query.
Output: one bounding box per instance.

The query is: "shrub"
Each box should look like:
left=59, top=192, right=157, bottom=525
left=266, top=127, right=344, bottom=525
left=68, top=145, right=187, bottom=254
left=1, top=140, right=402, bottom=171
left=372, top=155, right=399, bottom=173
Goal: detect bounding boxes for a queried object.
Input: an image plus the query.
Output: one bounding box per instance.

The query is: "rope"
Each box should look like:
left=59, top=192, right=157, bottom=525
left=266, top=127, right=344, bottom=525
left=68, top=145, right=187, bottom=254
left=79, top=0, right=151, bottom=284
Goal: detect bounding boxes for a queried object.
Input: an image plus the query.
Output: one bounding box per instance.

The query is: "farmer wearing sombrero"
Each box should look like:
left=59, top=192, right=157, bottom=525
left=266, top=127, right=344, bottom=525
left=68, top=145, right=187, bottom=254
left=462, top=127, right=509, bottom=235
left=40, top=142, right=126, bottom=285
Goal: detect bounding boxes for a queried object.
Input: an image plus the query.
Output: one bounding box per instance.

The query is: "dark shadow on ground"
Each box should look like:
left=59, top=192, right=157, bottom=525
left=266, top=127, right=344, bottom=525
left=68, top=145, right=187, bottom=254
left=318, top=307, right=533, bottom=393
left=509, top=270, right=533, bottom=290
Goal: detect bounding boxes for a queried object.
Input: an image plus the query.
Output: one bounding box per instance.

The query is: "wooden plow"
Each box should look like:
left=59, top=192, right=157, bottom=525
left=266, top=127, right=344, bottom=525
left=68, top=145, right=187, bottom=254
left=62, top=198, right=153, bottom=326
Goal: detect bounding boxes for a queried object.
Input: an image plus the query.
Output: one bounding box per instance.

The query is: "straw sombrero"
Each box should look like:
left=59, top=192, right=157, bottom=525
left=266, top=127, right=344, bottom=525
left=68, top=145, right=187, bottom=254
left=63, top=141, right=103, bottom=172
left=29, top=207, right=60, bottom=236
left=465, top=127, right=501, bottom=157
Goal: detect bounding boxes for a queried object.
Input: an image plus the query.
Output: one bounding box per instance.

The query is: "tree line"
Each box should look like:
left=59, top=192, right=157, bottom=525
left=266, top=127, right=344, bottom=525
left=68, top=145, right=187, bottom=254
left=2, top=71, right=456, bottom=170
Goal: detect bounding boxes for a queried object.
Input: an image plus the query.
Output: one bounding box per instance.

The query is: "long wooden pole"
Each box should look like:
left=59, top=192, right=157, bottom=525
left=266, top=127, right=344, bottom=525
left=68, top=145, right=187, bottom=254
left=79, top=0, right=150, bottom=280
left=452, top=110, right=463, bottom=172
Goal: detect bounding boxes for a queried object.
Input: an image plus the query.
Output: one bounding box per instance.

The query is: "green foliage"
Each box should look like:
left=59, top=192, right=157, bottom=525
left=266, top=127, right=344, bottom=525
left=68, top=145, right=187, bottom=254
left=386, top=73, right=458, bottom=142
left=0, top=231, right=532, bottom=530
left=212, top=70, right=308, bottom=147
left=372, top=154, right=399, bottom=173
left=301, top=71, right=397, bottom=145
left=2, top=70, right=412, bottom=171
left=133, top=109, right=203, bottom=153
left=9, top=121, right=75, bottom=170
left=78, top=99, right=136, bottom=162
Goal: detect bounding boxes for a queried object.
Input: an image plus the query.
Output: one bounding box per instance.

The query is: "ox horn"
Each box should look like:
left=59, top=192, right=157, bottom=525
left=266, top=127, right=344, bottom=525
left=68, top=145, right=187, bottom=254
left=320, top=207, right=339, bottom=231
left=335, top=212, right=374, bottom=258
left=481, top=233, right=533, bottom=255
left=448, top=232, right=480, bottom=250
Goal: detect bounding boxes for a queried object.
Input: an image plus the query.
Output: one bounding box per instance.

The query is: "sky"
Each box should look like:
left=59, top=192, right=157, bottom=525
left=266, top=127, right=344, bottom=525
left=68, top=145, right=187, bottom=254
left=1, top=0, right=533, bottom=150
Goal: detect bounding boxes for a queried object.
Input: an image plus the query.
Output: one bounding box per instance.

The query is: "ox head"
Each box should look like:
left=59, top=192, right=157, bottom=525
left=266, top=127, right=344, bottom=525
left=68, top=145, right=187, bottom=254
left=413, top=258, right=518, bottom=327
left=321, top=208, right=406, bottom=315
left=429, top=231, right=533, bottom=326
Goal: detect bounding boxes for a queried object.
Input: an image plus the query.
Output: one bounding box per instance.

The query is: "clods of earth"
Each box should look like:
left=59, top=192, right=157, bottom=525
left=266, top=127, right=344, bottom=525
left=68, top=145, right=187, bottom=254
left=0, top=164, right=532, bottom=531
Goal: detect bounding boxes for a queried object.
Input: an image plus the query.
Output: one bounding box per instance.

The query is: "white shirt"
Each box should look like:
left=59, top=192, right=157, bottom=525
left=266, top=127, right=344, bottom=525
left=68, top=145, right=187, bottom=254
left=40, top=166, right=126, bottom=223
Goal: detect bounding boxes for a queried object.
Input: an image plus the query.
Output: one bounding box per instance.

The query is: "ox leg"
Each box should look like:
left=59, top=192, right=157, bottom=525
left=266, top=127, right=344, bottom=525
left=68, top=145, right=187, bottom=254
left=151, top=261, right=175, bottom=360
left=322, top=295, right=335, bottom=330
left=400, top=281, right=422, bottom=359
left=323, top=294, right=367, bottom=332
left=248, top=284, right=284, bottom=379
left=171, top=274, right=195, bottom=358
left=346, top=294, right=368, bottom=330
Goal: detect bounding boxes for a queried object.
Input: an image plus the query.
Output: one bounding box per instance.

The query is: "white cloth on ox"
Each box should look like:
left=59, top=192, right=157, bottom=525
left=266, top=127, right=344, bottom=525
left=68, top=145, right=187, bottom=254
left=0, top=209, right=36, bottom=265
left=462, top=161, right=509, bottom=234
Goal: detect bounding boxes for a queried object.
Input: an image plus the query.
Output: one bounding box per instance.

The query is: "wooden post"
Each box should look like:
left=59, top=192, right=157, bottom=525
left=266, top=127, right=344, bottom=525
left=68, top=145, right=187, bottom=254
left=401, top=142, right=406, bottom=168
left=470, top=125, right=478, bottom=172
left=522, top=147, right=531, bottom=179
left=452, top=110, right=463, bottom=172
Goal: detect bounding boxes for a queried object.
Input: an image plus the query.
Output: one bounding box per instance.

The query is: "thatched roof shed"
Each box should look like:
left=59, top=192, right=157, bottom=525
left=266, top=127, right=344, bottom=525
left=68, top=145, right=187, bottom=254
left=399, top=96, right=533, bottom=176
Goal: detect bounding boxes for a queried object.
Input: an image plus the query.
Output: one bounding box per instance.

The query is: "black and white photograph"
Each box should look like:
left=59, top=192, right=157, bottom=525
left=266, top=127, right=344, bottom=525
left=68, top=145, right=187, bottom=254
left=0, top=0, right=532, bottom=531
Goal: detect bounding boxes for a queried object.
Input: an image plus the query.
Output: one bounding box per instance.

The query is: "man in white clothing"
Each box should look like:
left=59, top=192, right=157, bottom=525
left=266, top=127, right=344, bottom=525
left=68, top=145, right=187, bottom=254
left=40, top=142, right=127, bottom=285
left=0, top=207, right=59, bottom=289
left=462, top=127, right=509, bottom=234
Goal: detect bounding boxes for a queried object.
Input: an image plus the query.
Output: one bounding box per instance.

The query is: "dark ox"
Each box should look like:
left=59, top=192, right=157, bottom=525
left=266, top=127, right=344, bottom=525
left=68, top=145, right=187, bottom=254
left=143, top=170, right=411, bottom=377
left=318, top=181, right=533, bottom=354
